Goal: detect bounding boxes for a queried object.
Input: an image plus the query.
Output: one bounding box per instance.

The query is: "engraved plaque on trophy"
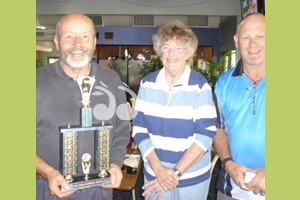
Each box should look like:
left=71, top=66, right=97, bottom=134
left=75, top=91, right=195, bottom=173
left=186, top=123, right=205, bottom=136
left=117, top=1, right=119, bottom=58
left=60, top=75, right=113, bottom=191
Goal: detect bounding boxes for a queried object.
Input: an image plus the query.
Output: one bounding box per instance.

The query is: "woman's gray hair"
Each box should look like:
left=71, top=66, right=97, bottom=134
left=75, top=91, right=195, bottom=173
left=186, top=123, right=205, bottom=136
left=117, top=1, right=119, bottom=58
left=152, top=20, right=198, bottom=67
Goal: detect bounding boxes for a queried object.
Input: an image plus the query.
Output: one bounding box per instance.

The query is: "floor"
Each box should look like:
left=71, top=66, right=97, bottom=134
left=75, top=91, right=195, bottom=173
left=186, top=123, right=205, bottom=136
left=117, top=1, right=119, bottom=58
left=113, top=160, right=221, bottom=200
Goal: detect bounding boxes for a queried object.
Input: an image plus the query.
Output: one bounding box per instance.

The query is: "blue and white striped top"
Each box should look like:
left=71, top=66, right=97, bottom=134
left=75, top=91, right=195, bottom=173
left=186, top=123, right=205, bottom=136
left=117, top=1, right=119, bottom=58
left=132, top=66, right=217, bottom=187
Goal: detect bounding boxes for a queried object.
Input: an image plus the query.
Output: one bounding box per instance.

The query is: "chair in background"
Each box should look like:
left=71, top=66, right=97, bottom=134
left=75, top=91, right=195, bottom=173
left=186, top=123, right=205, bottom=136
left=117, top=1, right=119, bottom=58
left=127, top=101, right=138, bottom=149
left=211, top=146, right=219, bottom=174
left=130, top=98, right=136, bottom=110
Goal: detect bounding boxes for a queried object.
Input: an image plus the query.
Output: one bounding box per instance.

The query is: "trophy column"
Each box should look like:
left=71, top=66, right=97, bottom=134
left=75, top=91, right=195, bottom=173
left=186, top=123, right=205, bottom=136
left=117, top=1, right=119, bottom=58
left=62, top=127, right=77, bottom=182
left=77, top=76, right=95, bottom=128
left=95, top=128, right=111, bottom=178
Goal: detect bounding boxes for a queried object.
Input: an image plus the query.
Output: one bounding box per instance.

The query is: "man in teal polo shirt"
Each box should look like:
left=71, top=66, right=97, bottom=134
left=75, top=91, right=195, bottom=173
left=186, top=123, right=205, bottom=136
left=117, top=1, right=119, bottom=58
left=214, top=13, right=265, bottom=200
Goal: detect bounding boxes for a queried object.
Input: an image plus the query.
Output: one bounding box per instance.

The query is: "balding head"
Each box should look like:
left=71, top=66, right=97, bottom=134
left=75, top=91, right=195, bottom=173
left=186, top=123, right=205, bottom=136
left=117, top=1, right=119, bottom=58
left=55, top=12, right=96, bottom=40
left=236, top=13, right=265, bottom=36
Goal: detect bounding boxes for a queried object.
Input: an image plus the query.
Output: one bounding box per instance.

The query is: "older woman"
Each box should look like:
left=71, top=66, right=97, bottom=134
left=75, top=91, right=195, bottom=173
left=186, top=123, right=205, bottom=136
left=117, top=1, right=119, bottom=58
left=132, top=20, right=217, bottom=200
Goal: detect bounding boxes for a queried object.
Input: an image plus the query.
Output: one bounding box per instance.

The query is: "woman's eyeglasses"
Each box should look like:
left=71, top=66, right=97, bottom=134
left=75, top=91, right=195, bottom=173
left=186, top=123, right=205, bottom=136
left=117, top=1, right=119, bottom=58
left=161, top=45, right=186, bottom=54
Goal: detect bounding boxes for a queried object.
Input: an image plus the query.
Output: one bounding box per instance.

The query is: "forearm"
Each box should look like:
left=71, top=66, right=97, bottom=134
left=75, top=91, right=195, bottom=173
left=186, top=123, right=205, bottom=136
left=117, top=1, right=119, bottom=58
left=213, top=128, right=231, bottom=161
left=146, top=150, right=164, bottom=173
left=174, top=142, right=205, bottom=174
left=132, top=112, right=154, bottom=160
left=36, top=155, right=74, bottom=197
left=36, top=155, right=57, bottom=179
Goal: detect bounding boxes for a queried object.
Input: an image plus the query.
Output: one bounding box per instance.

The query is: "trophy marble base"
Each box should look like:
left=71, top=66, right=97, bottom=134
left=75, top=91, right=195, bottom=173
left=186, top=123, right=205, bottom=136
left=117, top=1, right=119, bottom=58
left=61, top=173, right=111, bottom=191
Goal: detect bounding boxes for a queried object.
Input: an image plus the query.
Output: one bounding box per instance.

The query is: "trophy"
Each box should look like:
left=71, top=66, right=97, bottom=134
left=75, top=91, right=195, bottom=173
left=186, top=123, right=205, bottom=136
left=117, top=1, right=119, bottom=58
left=60, top=75, right=112, bottom=191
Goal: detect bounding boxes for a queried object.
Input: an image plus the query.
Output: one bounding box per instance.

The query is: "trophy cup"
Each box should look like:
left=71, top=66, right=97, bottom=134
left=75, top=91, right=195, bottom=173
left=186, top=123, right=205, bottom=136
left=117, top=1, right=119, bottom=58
left=60, top=75, right=112, bottom=191
left=81, top=153, right=91, bottom=180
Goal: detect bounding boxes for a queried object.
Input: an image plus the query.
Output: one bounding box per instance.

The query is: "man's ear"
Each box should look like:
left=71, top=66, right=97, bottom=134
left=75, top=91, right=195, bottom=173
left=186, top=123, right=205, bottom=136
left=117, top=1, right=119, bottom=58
left=233, top=35, right=239, bottom=49
left=93, top=37, right=97, bottom=51
left=54, top=37, right=59, bottom=50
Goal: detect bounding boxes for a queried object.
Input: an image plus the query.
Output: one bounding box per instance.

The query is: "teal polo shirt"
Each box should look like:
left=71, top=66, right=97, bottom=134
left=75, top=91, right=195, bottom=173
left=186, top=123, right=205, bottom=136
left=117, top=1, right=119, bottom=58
left=215, top=62, right=265, bottom=169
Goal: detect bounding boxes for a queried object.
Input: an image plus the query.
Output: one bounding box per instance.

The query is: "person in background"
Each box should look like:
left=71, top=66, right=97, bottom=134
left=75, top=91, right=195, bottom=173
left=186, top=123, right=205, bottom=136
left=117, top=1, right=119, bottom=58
left=36, top=12, right=130, bottom=200
left=213, top=13, right=265, bottom=200
left=132, top=20, right=217, bottom=200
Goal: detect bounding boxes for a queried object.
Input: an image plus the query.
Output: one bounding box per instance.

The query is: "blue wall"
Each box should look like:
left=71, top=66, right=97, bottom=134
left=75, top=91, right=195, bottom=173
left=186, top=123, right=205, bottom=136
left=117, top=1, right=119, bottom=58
left=96, top=26, right=221, bottom=61
left=192, top=28, right=221, bottom=61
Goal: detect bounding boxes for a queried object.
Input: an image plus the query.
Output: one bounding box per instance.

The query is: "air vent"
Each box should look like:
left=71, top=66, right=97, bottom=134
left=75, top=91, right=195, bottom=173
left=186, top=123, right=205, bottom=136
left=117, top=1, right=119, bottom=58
left=187, top=16, right=208, bottom=27
left=104, top=32, right=114, bottom=39
left=88, top=15, right=103, bottom=26
left=134, top=15, right=154, bottom=26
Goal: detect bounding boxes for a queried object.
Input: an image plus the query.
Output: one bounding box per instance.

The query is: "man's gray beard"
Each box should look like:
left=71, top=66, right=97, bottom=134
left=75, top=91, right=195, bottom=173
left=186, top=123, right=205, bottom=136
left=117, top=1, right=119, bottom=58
left=65, top=55, right=91, bottom=69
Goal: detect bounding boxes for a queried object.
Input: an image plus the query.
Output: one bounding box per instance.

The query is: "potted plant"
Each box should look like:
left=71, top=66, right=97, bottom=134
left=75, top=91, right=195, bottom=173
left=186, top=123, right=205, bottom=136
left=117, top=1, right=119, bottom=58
left=192, top=50, right=233, bottom=88
left=36, top=57, right=44, bottom=68
left=138, top=56, right=163, bottom=80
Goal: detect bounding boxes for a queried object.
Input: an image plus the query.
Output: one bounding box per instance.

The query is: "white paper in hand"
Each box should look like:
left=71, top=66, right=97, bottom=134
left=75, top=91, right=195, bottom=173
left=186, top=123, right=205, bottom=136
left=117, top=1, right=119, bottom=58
left=244, top=172, right=256, bottom=183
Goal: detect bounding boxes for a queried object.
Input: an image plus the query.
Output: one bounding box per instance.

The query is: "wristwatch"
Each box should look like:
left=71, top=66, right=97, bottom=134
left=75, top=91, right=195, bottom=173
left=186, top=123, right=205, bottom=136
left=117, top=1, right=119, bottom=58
left=173, top=168, right=182, bottom=177
left=222, top=157, right=233, bottom=168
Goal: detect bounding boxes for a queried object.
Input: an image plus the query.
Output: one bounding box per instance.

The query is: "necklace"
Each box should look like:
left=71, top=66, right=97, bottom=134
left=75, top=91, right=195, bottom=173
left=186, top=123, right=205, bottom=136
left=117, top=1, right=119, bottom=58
left=243, top=72, right=263, bottom=86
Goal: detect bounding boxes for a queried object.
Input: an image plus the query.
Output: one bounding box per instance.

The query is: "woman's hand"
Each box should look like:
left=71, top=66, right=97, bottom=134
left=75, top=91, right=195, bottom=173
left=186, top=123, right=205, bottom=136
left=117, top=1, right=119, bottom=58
left=153, top=165, right=179, bottom=191
left=142, top=178, right=165, bottom=200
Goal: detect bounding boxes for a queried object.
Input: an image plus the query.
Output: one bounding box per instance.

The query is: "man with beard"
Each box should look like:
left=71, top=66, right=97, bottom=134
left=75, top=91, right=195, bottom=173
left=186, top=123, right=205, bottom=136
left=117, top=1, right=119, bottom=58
left=213, top=13, right=265, bottom=200
left=36, top=13, right=129, bottom=200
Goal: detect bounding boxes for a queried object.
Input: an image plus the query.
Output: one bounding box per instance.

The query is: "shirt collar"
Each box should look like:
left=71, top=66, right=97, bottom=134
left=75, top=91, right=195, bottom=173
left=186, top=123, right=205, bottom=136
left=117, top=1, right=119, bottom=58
left=157, top=65, right=191, bottom=87
left=232, top=59, right=244, bottom=77
left=55, top=61, right=97, bottom=80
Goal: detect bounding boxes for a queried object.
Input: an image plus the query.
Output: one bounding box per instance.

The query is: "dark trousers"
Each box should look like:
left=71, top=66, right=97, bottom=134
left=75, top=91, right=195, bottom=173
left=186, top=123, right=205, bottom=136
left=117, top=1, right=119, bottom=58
left=217, top=191, right=239, bottom=200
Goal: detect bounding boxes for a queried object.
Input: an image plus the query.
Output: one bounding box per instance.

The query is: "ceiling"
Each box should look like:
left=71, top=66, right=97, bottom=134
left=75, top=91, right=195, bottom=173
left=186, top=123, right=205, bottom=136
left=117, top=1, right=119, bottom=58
left=36, top=0, right=240, bottom=51
left=36, top=14, right=229, bottom=52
